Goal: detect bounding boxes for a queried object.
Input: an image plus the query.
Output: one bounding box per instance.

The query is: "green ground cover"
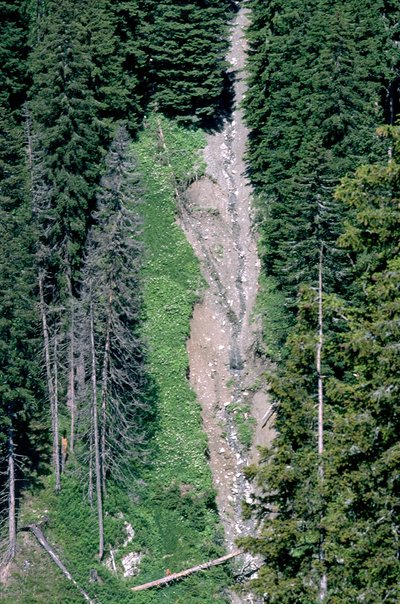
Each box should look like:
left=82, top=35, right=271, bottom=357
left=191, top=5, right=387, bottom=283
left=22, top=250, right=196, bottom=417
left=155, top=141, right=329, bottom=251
left=2, top=116, right=231, bottom=604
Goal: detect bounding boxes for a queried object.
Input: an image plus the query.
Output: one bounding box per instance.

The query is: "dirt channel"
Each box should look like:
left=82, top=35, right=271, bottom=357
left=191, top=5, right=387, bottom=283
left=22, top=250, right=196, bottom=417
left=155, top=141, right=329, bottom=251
left=179, top=5, right=274, bottom=585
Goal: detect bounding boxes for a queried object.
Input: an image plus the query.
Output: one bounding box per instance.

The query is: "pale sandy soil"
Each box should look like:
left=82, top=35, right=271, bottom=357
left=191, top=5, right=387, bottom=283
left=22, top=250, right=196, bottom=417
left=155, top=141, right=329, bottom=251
left=179, top=7, right=275, bottom=602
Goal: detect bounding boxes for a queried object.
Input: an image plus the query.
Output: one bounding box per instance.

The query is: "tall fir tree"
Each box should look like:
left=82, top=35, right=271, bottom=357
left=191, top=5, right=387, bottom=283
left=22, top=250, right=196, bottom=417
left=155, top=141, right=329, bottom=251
left=0, top=0, right=48, bottom=560
left=142, top=0, right=232, bottom=125
left=245, top=0, right=399, bottom=310
left=240, top=128, right=400, bottom=603
left=28, top=0, right=105, bottom=279
left=327, top=126, right=400, bottom=602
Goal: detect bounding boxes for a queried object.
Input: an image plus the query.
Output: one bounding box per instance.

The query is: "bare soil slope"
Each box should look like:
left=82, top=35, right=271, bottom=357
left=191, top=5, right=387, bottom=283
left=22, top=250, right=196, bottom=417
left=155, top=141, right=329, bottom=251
left=180, top=8, right=274, bottom=557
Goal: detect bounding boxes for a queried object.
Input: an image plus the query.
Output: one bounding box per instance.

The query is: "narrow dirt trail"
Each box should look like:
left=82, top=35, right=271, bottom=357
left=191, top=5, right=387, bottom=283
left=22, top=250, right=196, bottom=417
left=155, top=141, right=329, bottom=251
left=180, top=5, right=273, bottom=566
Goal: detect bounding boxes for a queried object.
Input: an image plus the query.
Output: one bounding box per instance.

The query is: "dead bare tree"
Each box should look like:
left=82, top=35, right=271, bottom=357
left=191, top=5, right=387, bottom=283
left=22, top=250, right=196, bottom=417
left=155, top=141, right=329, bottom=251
left=6, top=430, right=16, bottom=564
left=66, top=274, right=77, bottom=453
left=100, top=291, right=112, bottom=494
left=28, top=523, right=95, bottom=603
left=39, top=274, right=60, bottom=492
left=25, top=107, right=62, bottom=491
left=68, top=127, right=147, bottom=557
left=0, top=412, right=34, bottom=566
left=1, top=412, right=16, bottom=565
left=89, top=291, right=104, bottom=559
left=131, top=551, right=242, bottom=592
left=317, top=244, right=327, bottom=601
left=81, top=126, right=146, bottom=489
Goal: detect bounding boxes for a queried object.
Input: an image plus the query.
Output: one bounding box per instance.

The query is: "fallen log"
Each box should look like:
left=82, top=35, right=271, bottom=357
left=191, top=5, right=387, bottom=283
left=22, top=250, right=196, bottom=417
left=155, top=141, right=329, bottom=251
left=261, top=404, right=276, bottom=428
left=131, top=550, right=242, bottom=592
left=29, top=523, right=95, bottom=604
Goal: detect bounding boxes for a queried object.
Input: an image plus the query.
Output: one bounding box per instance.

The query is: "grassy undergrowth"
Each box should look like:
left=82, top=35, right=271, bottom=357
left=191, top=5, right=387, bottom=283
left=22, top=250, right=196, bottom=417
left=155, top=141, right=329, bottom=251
left=2, top=116, right=231, bottom=604
left=227, top=400, right=256, bottom=450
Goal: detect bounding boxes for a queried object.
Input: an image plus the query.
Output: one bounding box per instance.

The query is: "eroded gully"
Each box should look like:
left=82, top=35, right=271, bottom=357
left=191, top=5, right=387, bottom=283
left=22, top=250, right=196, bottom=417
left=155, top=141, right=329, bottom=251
left=179, top=7, right=274, bottom=601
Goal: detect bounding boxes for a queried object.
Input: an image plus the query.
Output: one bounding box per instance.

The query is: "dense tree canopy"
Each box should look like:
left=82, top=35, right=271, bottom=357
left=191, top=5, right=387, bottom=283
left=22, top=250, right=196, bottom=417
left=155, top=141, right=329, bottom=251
left=143, top=0, right=232, bottom=124
left=241, top=1, right=400, bottom=601
left=1, top=1, right=399, bottom=602
left=245, top=0, right=399, bottom=307
left=241, top=129, right=400, bottom=604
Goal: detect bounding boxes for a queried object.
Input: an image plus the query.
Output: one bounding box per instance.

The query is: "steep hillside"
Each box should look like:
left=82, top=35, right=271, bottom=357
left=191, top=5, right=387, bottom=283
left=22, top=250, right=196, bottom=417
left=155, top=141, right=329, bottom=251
left=1, top=117, right=233, bottom=604
left=182, top=7, right=272, bottom=554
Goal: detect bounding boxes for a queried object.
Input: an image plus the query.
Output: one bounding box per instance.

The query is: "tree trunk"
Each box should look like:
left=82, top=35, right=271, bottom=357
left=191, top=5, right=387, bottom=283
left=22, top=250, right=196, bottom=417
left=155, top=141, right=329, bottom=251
left=2, top=415, right=17, bottom=564
left=157, top=118, right=182, bottom=205
left=29, top=524, right=95, bottom=603
left=67, top=275, right=76, bottom=453
left=89, top=294, right=104, bottom=559
left=53, top=336, right=61, bottom=492
left=24, top=105, right=33, bottom=176
left=38, top=273, right=60, bottom=492
left=100, top=291, right=112, bottom=495
left=131, top=550, right=242, bottom=592
left=317, top=245, right=327, bottom=601
left=88, top=407, right=94, bottom=508
left=317, top=245, right=324, bottom=475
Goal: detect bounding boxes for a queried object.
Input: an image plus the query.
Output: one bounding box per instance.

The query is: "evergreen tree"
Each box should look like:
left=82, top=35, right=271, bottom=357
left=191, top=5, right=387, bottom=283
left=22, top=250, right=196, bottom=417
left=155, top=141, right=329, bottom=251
left=0, top=0, right=29, bottom=114
left=239, top=284, right=342, bottom=602
left=0, top=121, right=48, bottom=561
left=143, top=0, right=232, bottom=125
left=240, top=128, right=400, bottom=603
left=28, top=0, right=105, bottom=279
left=27, top=0, right=127, bottom=474
left=0, top=0, right=49, bottom=560
left=245, top=0, right=399, bottom=310
left=112, top=0, right=147, bottom=129
left=327, top=127, right=400, bottom=602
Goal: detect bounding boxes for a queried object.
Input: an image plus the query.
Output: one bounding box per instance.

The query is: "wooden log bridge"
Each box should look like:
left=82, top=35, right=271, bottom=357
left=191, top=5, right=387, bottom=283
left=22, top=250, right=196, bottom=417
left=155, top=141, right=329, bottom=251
left=131, top=550, right=242, bottom=592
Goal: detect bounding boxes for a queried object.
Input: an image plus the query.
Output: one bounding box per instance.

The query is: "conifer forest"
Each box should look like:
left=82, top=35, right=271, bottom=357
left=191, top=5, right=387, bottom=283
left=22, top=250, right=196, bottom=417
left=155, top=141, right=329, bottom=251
left=0, top=1, right=399, bottom=603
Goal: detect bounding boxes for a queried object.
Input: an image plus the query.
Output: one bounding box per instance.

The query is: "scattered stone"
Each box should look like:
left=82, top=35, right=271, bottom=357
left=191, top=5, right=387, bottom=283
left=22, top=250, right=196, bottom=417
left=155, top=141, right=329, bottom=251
left=122, top=552, right=142, bottom=578
left=123, top=522, right=135, bottom=547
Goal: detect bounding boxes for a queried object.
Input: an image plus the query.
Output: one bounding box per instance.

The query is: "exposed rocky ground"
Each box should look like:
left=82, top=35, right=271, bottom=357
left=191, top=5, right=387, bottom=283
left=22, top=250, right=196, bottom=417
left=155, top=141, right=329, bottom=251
left=180, top=8, right=274, bottom=600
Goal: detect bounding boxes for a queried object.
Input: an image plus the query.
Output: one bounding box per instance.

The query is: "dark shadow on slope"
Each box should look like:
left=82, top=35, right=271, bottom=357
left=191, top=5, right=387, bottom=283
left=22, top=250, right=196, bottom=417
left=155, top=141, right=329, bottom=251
left=202, top=70, right=237, bottom=134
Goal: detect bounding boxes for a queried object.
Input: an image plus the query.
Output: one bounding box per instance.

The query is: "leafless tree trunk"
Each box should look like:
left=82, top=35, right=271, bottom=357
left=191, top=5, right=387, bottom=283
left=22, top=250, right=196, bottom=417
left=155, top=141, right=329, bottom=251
left=100, top=292, right=112, bottom=495
left=67, top=275, right=76, bottom=453
left=2, top=419, right=17, bottom=565
left=53, top=336, right=61, bottom=492
left=317, top=245, right=324, bottom=476
left=7, top=433, right=17, bottom=562
left=29, top=523, right=95, bottom=603
left=157, top=118, right=182, bottom=203
left=39, top=273, right=60, bottom=492
left=24, top=105, right=34, bottom=177
left=317, top=245, right=327, bottom=601
left=80, top=126, right=145, bottom=498
left=88, top=414, right=94, bottom=508
left=89, top=293, right=104, bottom=559
left=131, top=550, right=242, bottom=592
left=26, top=110, right=62, bottom=490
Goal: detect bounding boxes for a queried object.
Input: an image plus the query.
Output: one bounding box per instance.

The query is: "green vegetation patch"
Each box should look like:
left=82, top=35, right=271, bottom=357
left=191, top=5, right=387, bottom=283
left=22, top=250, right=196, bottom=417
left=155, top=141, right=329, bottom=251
left=3, top=115, right=231, bottom=604
left=135, top=115, right=210, bottom=487
left=226, top=401, right=256, bottom=450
